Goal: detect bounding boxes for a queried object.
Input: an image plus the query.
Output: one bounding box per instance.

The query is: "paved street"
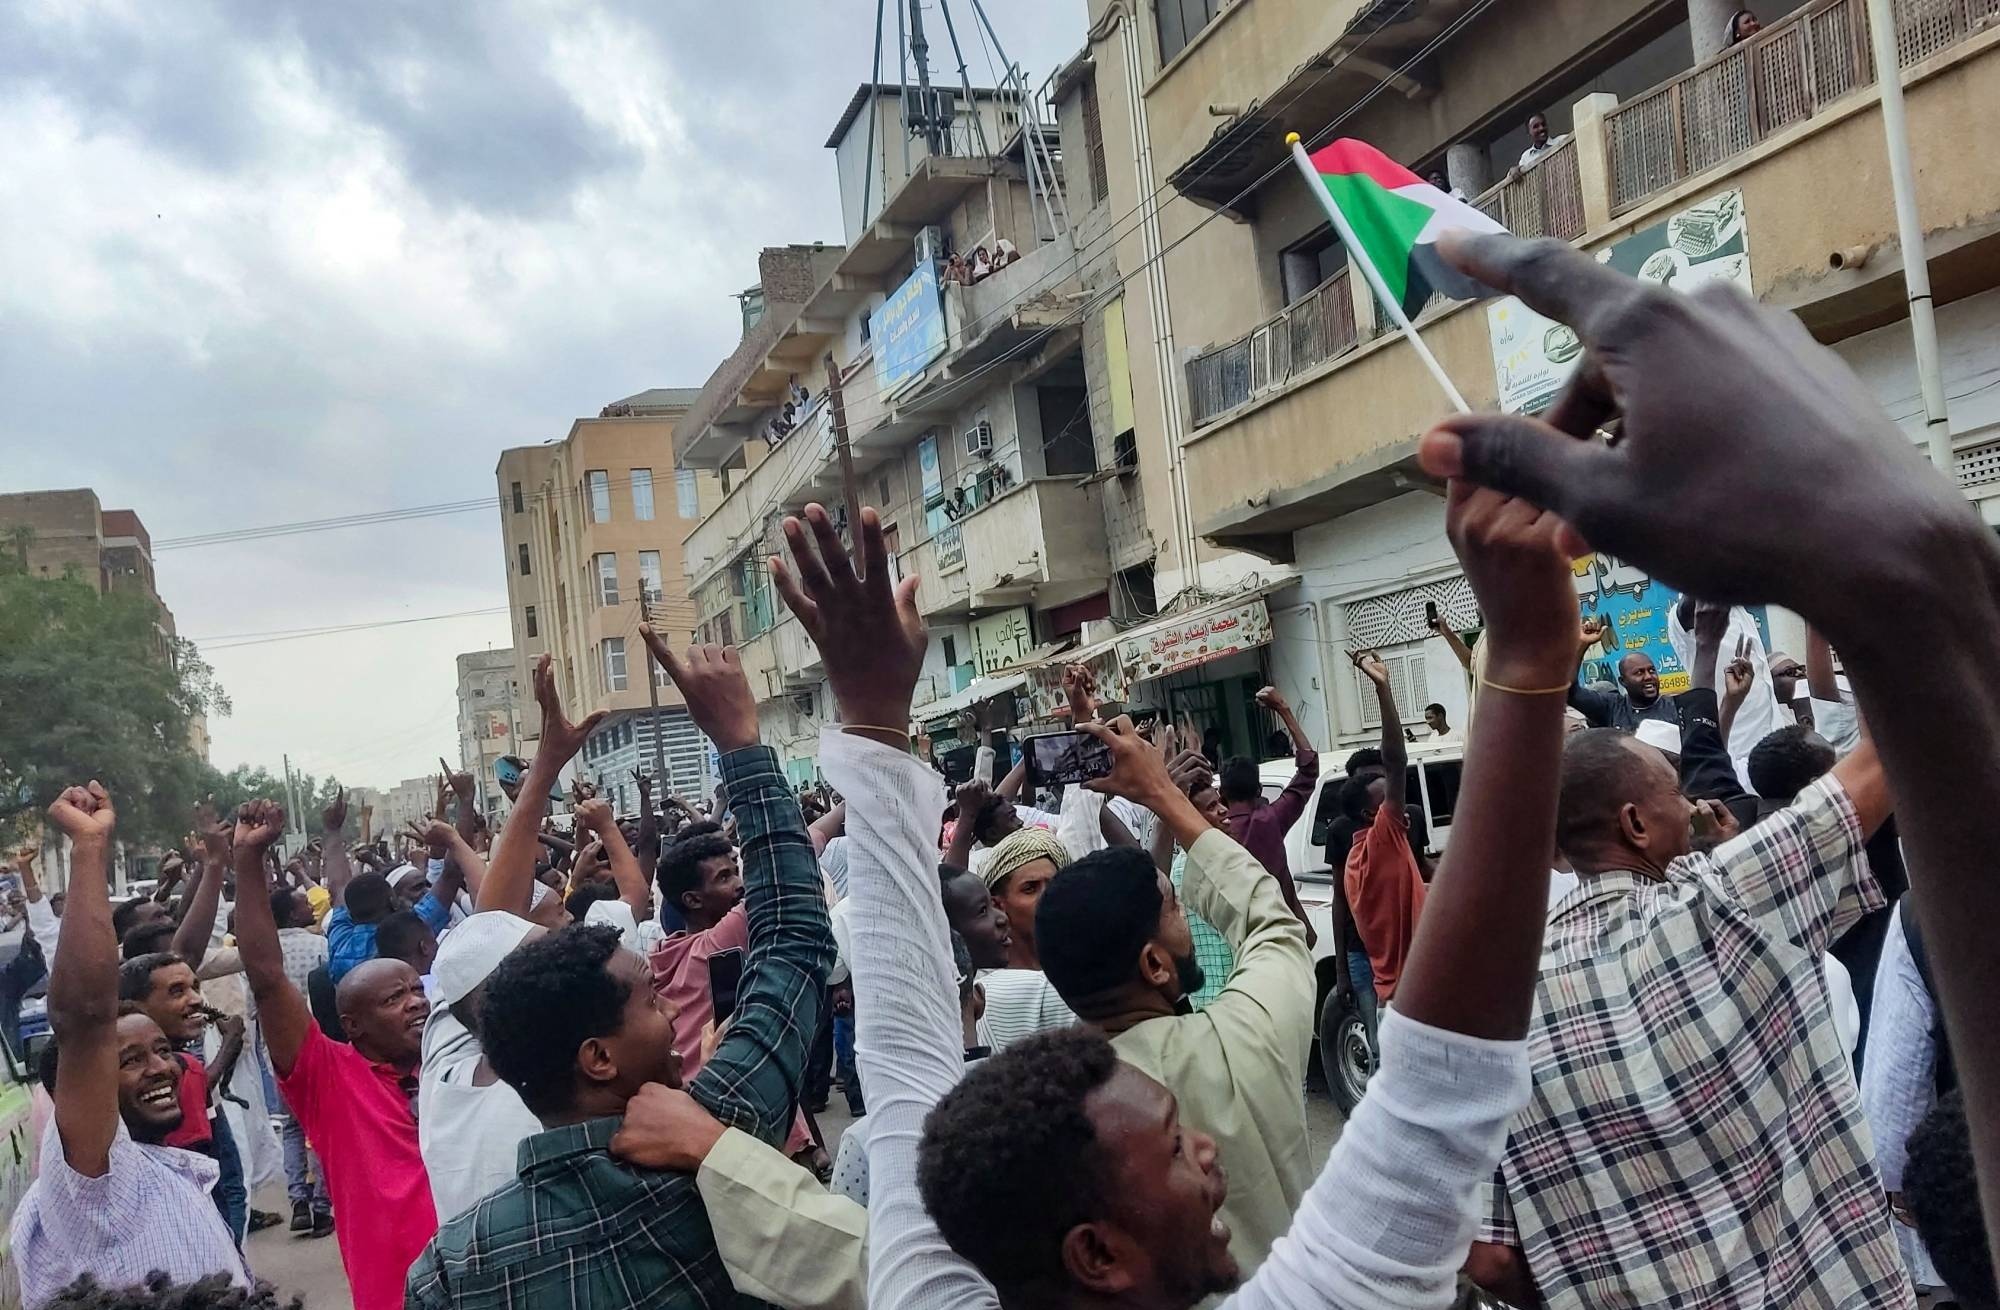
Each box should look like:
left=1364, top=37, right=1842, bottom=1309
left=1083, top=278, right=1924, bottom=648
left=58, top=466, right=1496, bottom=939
left=242, top=1089, right=1346, bottom=1307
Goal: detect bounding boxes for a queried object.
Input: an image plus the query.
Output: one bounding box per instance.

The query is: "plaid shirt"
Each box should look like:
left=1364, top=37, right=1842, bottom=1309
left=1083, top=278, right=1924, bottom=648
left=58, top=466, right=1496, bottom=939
left=1482, top=776, right=1911, bottom=1310
left=1170, top=847, right=1235, bottom=1008
left=406, top=745, right=832, bottom=1309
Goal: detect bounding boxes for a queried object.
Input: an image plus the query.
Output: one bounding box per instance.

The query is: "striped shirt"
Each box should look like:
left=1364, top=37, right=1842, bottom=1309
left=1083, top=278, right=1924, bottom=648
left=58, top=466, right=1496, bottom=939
left=1482, top=776, right=1911, bottom=1309
left=11, top=1118, right=250, bottom=1308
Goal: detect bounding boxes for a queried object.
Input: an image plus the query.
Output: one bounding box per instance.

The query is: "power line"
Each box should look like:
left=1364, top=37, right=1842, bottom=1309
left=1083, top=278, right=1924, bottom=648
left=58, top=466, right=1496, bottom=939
left=195, top=606, right=511, bottom=651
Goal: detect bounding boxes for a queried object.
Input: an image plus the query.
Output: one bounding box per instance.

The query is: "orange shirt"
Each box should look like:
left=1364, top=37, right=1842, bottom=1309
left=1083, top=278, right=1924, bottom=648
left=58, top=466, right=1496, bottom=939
left=1343, top=802, right=1427, bottom=1001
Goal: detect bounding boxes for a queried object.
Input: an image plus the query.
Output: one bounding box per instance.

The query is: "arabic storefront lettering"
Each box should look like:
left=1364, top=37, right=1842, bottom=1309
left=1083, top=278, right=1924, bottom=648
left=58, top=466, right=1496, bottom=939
left=1118, top=599, right=1273, bottom=684
left=1572, top=553, right=1767, bottom=695
left=1490, top=189, right=1751, bottom=414
left=970, top=608, right=1034, bottom=676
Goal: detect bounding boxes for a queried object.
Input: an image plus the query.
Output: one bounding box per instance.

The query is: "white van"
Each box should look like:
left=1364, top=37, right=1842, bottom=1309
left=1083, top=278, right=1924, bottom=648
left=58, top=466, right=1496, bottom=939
left=1256, top=739, right=1465, bottom=1110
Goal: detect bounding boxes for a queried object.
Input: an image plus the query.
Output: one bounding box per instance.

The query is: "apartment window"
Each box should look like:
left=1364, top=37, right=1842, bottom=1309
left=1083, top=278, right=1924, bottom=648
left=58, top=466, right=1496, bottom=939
left=630, top=468, right=655, bottom=521
left=1155, top=0, right=1220, bottom=65
left=587, top=470, right=612, bottom=522
left=1280, top=226, right=1347, bottom=305
left=639, top=550, right=664, bottom=602
left=603, top=637, right=628, bottom=692
left=517, top=543, right=531, bottom=576
left=595, top=552, right=620, bottom=606
left=676, top=468, right=700, bottom=519
left=510, top=481, right=524, bottom=513
left=524, top=605, right=539, bottom=639
left=1081, top=79, right=1109, bottom=206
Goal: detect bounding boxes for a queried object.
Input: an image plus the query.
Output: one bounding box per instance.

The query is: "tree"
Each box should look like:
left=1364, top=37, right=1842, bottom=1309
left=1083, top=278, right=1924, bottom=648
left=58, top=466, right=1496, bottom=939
left=195, top=763, right=343, bottom=826
left=0, top=561, right=229, bottom=848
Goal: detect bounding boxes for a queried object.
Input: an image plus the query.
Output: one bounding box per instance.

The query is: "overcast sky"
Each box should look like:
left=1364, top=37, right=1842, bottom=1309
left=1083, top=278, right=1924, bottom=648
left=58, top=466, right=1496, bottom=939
left=2, top=0, right=1085, bottom=793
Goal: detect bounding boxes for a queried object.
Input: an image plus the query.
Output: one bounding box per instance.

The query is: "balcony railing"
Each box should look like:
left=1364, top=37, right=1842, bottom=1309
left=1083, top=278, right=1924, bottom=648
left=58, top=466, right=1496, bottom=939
left=1607, top=0, right=1999, bottom=212
left=1471, top=140, right=1586, bottom=241
left=1187, top=268, right=1360, bottom=429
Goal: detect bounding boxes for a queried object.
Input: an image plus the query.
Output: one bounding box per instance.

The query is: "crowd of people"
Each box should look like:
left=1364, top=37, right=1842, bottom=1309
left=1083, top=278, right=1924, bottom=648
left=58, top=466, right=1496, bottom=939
left=8, top=229, right=2000, bottom=1310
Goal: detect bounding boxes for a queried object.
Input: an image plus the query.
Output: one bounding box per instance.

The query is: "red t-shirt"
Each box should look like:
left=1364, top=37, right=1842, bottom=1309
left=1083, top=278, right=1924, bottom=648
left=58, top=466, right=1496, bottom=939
left=163, top=1054, right=214, bottom=1152
left=1343, top=801, right=1428, bottom=1001
left=279, top=1023, right=437, bottom=1310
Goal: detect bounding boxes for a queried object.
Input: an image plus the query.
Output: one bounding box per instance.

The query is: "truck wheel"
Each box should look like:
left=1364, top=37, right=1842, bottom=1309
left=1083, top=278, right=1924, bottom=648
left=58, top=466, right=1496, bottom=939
left=1317, top=987, right=1376, bottom=1114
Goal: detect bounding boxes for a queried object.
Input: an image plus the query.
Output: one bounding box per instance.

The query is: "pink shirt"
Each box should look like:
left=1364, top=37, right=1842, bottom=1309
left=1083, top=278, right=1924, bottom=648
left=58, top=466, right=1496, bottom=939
left=650, top=907, right=812, bottom=1153
left=649, top=904, right=751, bottom=1082
left=280, top=1023, right=439, bottom=1310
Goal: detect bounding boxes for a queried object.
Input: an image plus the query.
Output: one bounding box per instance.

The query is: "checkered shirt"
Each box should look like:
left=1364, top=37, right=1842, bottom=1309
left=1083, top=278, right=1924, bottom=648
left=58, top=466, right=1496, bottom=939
left=1481, top=776, right=1912, bottom=1309
left=406, top=744, right=833, bottom=1309
left=1170, top=847, right=1235, bottom=1009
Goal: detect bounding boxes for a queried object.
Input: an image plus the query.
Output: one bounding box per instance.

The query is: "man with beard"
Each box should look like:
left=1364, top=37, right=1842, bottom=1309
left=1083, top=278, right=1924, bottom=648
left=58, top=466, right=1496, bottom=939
left=1033, top=800, right=1314, bottom=1277
left=12, top=783, right=251, bottom=1305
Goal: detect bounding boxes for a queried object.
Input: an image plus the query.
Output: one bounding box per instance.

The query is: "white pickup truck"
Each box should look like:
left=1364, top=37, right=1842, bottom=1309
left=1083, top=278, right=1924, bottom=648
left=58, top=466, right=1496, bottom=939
left=1257, top=739, right=1465, bottom=1110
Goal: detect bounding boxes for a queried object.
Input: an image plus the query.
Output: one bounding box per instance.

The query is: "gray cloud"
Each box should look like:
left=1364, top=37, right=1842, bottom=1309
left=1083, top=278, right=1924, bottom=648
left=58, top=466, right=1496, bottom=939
left=0, top=0, right=1085, bottom=786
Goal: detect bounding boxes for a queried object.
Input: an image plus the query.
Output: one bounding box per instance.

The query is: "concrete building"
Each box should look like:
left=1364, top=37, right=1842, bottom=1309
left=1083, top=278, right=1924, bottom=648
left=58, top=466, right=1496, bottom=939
left=380, top=777, right=436, bottom=843
left=0, top=489, right=208, bottom=759
left=670, top=64, right=1272, bottom=779
left=454, top=649, right=520, bottom=822
left=495, top=390, right=720, bottom=813
left=1063, top=0, right=2000, bottom=754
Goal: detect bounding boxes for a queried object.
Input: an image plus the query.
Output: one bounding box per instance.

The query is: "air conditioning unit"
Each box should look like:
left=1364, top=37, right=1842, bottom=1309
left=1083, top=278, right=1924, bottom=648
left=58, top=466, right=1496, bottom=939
left=964, top=420, right=995, bottom=459
left=915, top=226, right=948, bottom=267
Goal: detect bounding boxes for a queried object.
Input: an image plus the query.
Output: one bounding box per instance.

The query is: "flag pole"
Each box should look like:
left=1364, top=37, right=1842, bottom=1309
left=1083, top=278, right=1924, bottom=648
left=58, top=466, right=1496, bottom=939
left=1287, top=133, right=1469, bottom=414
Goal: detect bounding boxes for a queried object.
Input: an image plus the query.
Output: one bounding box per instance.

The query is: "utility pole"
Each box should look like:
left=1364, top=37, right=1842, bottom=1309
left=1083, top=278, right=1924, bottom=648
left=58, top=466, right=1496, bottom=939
left=641, top=586, right=668, bottom=784
left=281, top=753, right=302, bottom=835
left=1864, top=0, right=1953, bottom=474
left=822, top=352, right=865, bottom=551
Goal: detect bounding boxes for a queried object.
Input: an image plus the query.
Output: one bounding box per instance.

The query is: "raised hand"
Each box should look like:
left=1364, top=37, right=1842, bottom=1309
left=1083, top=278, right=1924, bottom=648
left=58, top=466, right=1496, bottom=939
left=1062, top=663, right=1099, bottom=723
left=952, top=778, right=994, bottom=817
left=404, top=817, right=456, bottom=851
left=1723, top=636, right=1756, bottom=704
left=532, top=652, right=608, bottom=764
left=573, top=796, right=614, bottom=834
left=441, top=759, right=476, bottom=801
left=636, top=630, right=759, bottom=753
left=323, top=788, right=349, bottom=835
left=233, top=799, right=287, bottom=855
left=1577, top=616, right=1605, bottom=658
left=48, top=782, right=116, bottom=845
left=1690, top=797, right=1742, bottom=851
left=12, top=845, right=34, bottom=872
left=769, top=502, right=927, bottom=734
left=1352, top=651, right=1391, bottom=687
left=1254, top=684, right=1290, bottom=715
left=1416, top=232, right=1971, bottom=626
left=1166, top=748, right=1213, bottom=797
left=194, top=795, right=230, bottom=858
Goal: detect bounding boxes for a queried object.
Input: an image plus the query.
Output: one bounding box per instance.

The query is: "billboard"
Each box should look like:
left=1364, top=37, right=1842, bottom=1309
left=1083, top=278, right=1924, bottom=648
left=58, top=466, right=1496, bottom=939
left=875, top=260, right=949, bottom=399
left=1488, top=189, right=1750, bottom=414
left=970, top=607, right=1035, bottom=676
left=918, top=433, right=964, bottom=574
left=1571, top=553, right=1769, bottom=696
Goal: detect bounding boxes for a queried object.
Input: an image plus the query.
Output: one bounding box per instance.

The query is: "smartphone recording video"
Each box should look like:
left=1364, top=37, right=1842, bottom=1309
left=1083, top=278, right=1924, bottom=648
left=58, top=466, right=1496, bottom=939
left=1022, top=729, right=1114, bottom=787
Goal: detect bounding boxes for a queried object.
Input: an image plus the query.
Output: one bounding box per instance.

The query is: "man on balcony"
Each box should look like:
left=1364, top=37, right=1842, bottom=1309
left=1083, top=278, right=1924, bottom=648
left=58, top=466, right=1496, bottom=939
left=1517, top=112, right=1571, bottom=170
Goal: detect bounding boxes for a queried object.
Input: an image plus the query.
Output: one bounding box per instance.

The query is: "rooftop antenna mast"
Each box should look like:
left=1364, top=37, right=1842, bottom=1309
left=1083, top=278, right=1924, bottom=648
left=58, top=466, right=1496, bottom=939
left=859, top=0, right=887, bottom=232
left=967, top=0, right=1069, bottom=236
left=935, top=0, right=991, bottom=158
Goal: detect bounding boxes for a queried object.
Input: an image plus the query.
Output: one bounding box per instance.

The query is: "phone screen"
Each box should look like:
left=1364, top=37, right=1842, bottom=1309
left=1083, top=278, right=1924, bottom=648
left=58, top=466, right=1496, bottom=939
left=1425, top=600, right=1440, bottom=625
left=1022, top=730, right=1114, bottom=787
left=709, top=947, right=745, bottom=1026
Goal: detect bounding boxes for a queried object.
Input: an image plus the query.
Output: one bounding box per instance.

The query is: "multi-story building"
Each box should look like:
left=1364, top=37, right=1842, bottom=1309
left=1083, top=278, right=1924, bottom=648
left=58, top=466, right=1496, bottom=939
left=454, top=649, right=520, bottom=822
left=380, top=777, right=437, bottom=843
left=0, top=489, right=208, bottom=759
left=671, top=71, right=1280, bottom=778
left=495, top=390, right=720, bottom=813
left=1066, top=0, right=2000, bottom=752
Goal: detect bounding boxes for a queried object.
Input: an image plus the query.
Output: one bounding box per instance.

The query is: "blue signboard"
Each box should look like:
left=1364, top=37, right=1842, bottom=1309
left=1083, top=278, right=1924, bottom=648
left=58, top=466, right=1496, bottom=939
left=874, top=261, right=949, bottom=399
left=1572, top=553, right=1768, bottom=695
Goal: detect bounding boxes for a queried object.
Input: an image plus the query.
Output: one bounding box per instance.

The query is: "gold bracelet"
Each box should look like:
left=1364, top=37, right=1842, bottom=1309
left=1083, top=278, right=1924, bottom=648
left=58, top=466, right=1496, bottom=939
left=1476, top=674, right=1575, bottom=696
left=841, top=724, right=913, bottom=746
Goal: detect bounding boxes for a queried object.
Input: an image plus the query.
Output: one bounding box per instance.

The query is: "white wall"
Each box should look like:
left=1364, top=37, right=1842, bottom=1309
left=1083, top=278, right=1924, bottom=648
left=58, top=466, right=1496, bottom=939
left=1290, top=492, right=1472, bottom=747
